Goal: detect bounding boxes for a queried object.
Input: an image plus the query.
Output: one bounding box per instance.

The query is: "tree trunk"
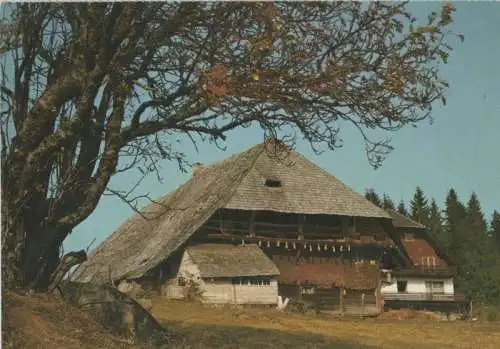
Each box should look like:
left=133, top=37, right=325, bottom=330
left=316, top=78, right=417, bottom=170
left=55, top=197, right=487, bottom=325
left=1, top=204, right=25, bottom=290
left=1, top=200, right=67, bottom=291
left=22, top=229, right=66, bottom=291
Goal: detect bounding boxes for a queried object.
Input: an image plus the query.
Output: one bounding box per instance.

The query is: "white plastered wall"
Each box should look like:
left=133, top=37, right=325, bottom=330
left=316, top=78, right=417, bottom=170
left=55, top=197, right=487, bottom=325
left=381, top=276, right=454, bottom=294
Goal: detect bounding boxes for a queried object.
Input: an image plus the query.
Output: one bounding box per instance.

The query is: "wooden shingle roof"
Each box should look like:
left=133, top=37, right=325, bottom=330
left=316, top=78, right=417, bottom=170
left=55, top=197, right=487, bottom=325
left=223, top=141, right=391, bottom=217
left=73, top=140, right=390, bottom=284
left=186, top=244, right=279, bottom=278
left=387, top=210, right=425, bottom=229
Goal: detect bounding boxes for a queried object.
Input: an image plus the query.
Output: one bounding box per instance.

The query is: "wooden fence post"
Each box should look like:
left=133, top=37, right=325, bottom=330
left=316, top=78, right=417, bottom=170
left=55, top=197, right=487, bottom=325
left=469, top=299, right=473, bottom=320
left=339, top=287, right=344, bottom=316
left=361, top=292, right=365, bottom=316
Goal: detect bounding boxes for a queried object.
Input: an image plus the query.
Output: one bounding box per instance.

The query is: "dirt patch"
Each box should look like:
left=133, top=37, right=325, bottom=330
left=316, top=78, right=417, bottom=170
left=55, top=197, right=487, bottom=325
left=378, top=309, right=443, bottom=321
left=2, top=292, right=146, bottom=349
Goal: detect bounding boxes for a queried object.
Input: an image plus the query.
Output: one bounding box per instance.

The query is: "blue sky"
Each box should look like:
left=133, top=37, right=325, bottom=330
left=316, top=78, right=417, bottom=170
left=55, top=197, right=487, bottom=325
left=63, top=2, right=500, bottom=253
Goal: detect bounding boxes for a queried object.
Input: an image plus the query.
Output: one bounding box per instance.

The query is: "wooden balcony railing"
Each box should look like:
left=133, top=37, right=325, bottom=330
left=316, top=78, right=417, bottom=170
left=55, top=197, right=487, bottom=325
left=391, top=265, right=456, bottom=276
left=416, top=265, right=452, bottom=272
left=382, top=292, right=468, bottom=302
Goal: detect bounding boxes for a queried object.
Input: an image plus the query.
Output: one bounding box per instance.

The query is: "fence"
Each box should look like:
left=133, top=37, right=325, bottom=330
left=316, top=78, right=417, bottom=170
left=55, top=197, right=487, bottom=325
left=382, top=292, right=468, bottom=302
left=278, top=284, right=380, bottom=316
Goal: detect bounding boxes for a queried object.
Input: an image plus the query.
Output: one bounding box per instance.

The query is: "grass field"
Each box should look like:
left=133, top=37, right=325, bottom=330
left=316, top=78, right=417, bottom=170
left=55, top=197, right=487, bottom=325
left=4, top=292, right=500, bottom=349
left=152, top=298, right=500, bottom=349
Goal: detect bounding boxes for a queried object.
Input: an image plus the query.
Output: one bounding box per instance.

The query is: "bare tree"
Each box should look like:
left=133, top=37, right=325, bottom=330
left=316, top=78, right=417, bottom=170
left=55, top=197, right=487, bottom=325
left=0, top=2, right=460, bottom=290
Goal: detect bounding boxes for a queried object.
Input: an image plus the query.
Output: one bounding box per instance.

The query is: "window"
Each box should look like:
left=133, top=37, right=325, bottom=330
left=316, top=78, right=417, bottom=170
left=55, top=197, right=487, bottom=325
left=301, top=286, right=315, bottom=295
left=425, top=281, right=444, bottom=294
left=397, top=280, right=408, bottom=293
left=251, top=278, right=271, bottom=286
left=420, top=256, right=437, bottom=267
left=178, top=277, right=186, bottom=286
left=232, top=277, right=271, bottom=286
left=265, top=179, right=282, bottom=188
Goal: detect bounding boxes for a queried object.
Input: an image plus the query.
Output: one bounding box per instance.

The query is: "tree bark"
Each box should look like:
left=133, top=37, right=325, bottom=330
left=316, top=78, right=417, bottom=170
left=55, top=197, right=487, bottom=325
left=1, top=201, right=25, bottom=290
left=1, top=195, right=70, bottom=291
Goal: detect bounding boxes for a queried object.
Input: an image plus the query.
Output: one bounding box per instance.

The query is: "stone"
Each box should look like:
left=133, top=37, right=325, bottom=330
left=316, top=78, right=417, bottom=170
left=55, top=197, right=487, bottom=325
left=58, top=281, right=171, bottom=346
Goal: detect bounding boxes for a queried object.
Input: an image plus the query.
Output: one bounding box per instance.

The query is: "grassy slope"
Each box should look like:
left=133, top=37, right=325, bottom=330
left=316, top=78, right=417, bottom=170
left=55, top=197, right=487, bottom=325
left=152, top=298, right=500, bottom=349
left=4, top=292, right=499, bottom=349
left=2, top=292, right=146, bottom=349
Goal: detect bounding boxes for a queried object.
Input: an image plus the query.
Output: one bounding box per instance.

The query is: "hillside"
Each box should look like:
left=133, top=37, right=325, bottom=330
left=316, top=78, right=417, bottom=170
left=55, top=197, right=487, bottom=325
left=3, top=292, right=500, bottom=349
left=2, top=292, right=147, bottom=349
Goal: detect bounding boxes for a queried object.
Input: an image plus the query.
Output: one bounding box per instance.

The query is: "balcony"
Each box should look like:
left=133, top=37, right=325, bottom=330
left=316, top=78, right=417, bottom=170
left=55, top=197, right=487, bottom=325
left=382, top=292, right=468, bottom=302
left=391, top=265, right=456, bottom=277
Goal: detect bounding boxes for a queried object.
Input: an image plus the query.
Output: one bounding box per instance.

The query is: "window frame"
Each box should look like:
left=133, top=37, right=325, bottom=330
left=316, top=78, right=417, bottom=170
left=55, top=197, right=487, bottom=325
left=425, top=280, right=445, bottom=294
left=301, top=285, right=315, bottom=295
left=232, top=277, right=272, bottom=286
left=396, top=280, right=408, bottom=293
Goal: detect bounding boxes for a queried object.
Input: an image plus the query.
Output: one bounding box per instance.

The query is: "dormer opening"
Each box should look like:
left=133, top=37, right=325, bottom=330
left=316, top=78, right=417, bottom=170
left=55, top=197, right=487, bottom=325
left=264, top=179, right=282, bottom=188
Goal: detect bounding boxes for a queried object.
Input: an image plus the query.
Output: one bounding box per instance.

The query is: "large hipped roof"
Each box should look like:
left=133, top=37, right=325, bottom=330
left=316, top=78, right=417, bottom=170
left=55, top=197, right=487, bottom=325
left=73, top=141, right=390, bottom=284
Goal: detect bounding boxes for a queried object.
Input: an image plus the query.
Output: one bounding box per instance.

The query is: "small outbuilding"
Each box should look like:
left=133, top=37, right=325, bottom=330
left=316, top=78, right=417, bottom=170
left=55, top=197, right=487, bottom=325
left=171, top=244, right=280, bottom=305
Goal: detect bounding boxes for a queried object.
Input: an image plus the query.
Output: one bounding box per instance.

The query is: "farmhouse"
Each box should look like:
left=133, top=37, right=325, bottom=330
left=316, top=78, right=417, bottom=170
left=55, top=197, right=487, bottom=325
left=72, top=140, right=422, bottom=314
left=380, top=211, right=469, bottom=314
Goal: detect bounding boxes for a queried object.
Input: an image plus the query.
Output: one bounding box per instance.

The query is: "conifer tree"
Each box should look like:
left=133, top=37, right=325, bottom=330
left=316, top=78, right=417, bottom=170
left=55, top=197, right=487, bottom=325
left=465, top=192, right=487, bottom=240
left=410, top=186, right=429, bottom=225
left=365, top=189, right=382, bottom=207
left=458, top=193, right=500, bottom=303
left=428, top=199, right=444, bottom=241
left=491, top=210, right=500, bottom=251
left=397, top=200, right=409, bottom=216
left=382, top=194, right=396, bottom=210
left=444, top=188, right=467, bottom=258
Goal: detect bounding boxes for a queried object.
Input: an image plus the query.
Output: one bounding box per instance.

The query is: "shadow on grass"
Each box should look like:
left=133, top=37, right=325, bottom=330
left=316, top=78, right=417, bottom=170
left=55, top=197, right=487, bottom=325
left=164, top=321, right=378, bottom=349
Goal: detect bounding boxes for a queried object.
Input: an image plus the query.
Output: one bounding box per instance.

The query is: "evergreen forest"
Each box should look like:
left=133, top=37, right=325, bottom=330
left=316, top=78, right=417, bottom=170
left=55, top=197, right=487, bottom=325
left=365, top=187, right=500, bottom=305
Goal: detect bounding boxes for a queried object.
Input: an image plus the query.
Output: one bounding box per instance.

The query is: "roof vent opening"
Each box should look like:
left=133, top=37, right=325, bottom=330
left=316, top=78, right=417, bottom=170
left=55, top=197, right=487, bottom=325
left=265, top=179, right=282, bottom=188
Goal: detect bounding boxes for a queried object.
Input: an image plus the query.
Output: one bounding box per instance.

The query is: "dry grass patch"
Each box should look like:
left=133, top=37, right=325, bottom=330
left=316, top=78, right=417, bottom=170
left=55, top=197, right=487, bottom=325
left=152, top=298, right=500, bottom=349
left=2, top=292, right=147, bottom=349
left=166, top=322, right=375, bottom=349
